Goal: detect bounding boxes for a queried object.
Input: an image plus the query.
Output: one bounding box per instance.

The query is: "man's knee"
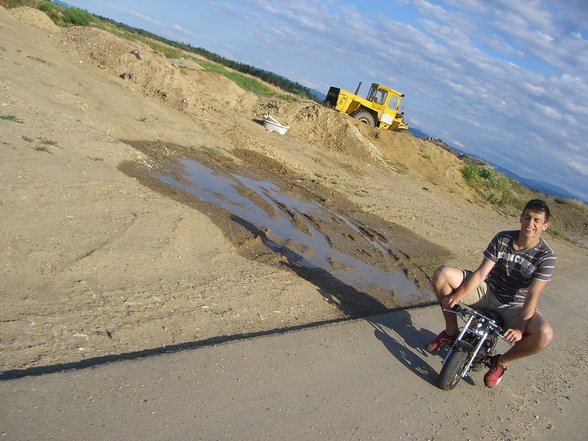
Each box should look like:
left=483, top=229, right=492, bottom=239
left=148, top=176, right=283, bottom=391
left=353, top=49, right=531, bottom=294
left=527, top=316, right=554, bottom=349
left=537, top=321, right=554, bottom=349
left=432, top=265, right=462, bottom=288
left=432, top=265, right=462, bottom=299
left=432, top=265, right=450, bottom=286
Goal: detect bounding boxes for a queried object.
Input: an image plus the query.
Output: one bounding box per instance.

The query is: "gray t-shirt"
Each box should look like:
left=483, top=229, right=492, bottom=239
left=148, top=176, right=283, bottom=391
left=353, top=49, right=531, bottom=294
left=483, top=230, right=556, bottom=304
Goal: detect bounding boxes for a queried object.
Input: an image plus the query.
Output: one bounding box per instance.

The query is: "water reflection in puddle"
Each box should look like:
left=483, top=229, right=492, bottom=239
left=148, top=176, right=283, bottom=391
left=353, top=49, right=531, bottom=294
left=155, top=157, right=428, bottom=306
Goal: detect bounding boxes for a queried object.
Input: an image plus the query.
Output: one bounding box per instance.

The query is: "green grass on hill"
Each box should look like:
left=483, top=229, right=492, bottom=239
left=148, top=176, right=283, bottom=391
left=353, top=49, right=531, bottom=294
left=196, top=60, right=291, bottom=98
left=0, top=0, right=99, bottom=26
left=461, top=160, right=588, bottom=241
left=461, top=160, right=533, bottom=209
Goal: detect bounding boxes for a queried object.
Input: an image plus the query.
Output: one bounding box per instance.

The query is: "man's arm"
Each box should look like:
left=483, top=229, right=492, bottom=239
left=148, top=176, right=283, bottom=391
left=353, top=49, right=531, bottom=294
left=503, top=279, right=549, bottom=343
left=442, top=258, right=495, bottom=310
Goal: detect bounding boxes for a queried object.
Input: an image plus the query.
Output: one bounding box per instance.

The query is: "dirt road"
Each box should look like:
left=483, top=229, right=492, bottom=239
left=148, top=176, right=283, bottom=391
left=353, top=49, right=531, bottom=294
left=0, top=7, right=587, bottom=439
left=1, top=266, right=586, bottom=440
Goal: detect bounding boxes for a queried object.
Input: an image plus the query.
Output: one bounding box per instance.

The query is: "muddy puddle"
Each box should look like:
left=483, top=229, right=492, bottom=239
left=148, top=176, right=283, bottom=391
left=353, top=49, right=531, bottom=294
left=151, top=155, right=435, bottom=312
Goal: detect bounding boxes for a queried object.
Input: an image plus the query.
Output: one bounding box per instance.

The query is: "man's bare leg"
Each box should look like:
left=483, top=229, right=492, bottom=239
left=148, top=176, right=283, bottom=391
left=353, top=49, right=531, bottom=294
left=431, top=265, right=465, bottom=336
left=499, top=312, right=553, bottom=366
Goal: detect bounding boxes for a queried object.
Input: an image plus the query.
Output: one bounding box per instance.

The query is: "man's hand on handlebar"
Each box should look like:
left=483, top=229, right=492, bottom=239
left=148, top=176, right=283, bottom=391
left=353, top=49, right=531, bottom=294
left=441, top=295, right=460, bottom=310
left=503, top=328, right=523, bottom=344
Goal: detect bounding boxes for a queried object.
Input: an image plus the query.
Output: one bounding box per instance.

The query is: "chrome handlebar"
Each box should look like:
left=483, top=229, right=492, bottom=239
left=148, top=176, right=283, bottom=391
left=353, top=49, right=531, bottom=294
left=443, top=304, right=511, bottom=344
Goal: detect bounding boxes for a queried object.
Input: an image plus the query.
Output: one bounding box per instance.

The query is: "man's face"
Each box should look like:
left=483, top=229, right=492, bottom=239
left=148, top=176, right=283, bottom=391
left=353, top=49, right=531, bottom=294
left=519, top=208, right=549, bottom=240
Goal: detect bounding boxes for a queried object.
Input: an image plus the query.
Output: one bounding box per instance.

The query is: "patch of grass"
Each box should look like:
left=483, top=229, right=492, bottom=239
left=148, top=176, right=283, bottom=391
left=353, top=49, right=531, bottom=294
left=38, top=137, right=58, bottom=146
left=37, top=0, right=97, bottom=26
left=0, top=0, right=98, bottom=26
left=33, top=145, right=51, bottom=153
left=62, top=7, right=96, bottom=26
left=554, top=197, right=587, bottom=209
left=88, top=156, right=104, bottom=161
left=137, top=116, right=148, bottom=123
left=200, top=144, right=220, bottom=156
left=197, top=60, right=279, bottom=96
left=0, top=0, right=37, bottom=7
left=547, top=225, right=568, bottom=240
left=145, top=41, right=182, bottom=59
left=380, top=157, right=408, bottom=175
left=22, top=135, right=34, bottom=142
left=0, top=114, right=24, bottom=123
left=461, top=160, right=531, bottom=213
left=548, top=197, right=588, bottom=241
left=153, top=152, right=167, bottom=163
left=461, top=159, right=588, bottom=240
left=27, top=55, right=47, bottom=64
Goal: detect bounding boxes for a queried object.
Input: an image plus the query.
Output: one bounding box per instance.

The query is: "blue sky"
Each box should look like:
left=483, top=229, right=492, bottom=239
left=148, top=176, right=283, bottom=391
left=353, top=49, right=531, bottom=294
left=62, top=0, right=588, bottom=202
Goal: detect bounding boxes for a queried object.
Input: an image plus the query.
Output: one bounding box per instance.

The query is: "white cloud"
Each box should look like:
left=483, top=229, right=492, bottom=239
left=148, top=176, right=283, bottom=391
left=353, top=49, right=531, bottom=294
left=124, top=9, right=163, bottom=26
left=536, top=31, right=555, bottom=42
left=172, top=24, right=197, bottom=38
left=536, top=103, right=562, bottom=121
left=482, top=35, right=525, bottom=58
left=523, top=83, right=545, bottom=96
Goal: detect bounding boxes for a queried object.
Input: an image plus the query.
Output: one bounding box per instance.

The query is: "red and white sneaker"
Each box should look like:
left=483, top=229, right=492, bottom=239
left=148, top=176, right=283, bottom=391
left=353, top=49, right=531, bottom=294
left=425, top=330, right=456, bottom=351
left=484, top=354, right=507, bottom=388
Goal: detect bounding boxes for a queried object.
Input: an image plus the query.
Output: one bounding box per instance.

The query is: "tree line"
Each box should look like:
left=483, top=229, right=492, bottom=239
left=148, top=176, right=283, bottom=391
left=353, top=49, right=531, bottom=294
left=99, top=16, right=317, bottom=100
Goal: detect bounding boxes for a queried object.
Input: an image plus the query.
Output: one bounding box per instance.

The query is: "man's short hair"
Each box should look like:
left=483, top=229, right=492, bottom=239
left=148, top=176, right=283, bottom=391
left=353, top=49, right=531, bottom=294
left=523, top=199, right=550, bottom=222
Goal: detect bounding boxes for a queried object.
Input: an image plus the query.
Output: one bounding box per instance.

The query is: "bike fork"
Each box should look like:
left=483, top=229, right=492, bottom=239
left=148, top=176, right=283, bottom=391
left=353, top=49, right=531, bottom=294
left=442, top=315, right=475, bottom=366
left=462, top=329, right=490, bottom=374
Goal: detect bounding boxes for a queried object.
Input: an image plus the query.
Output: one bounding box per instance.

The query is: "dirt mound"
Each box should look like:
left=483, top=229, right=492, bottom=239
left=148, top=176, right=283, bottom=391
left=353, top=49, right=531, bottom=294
left=255, top=99, right=396, bottom=162
left=59, top=26, right=258, bottom=115
left=7, top=6, right=59, bottom=33
left=375, top=130, right=469, bottom=187
left=253, top=98, right=471, bottom=195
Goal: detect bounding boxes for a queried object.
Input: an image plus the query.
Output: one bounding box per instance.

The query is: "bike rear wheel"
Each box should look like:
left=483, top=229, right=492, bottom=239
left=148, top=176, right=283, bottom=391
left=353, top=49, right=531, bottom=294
left=438, top=342, right=472, bottom=390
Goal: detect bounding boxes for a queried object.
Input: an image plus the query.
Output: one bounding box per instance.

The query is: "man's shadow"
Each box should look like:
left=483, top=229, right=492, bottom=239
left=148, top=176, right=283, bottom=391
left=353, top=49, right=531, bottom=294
left=367, top=311, right=443, bottom=385
left=232, top=215, right=442, bottom=385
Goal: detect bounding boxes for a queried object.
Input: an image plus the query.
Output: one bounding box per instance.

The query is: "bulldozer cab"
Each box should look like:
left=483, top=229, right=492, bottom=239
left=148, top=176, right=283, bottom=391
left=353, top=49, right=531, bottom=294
left=363, top=83, right=405, bottom=128
left=367, top=85, right=387, bottom=105
left=366, top=84, right=403, bottom=113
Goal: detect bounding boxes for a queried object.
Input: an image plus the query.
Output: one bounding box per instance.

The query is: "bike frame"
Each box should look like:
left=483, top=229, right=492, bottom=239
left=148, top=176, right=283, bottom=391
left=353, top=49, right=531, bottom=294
left=442, top=306, right=509, bottom=378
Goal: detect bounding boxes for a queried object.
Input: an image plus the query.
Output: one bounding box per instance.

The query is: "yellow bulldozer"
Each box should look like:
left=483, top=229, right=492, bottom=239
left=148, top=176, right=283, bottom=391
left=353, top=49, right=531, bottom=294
left=324, top=82, right=408, bottom=131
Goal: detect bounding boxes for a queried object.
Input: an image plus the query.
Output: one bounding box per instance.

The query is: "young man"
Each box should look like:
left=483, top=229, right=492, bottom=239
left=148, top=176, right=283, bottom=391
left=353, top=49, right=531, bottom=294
left=427, top=199, right=556, bottom=388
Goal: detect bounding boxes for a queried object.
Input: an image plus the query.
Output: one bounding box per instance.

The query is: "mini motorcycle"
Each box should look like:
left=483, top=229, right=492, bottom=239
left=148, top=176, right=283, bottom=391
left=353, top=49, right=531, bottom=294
left=438, top=304, right=510, bottom=390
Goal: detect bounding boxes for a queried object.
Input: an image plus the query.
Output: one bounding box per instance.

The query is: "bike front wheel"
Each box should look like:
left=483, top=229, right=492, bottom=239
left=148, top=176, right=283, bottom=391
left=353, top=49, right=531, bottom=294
left=438, top=343, right=472, bottom=390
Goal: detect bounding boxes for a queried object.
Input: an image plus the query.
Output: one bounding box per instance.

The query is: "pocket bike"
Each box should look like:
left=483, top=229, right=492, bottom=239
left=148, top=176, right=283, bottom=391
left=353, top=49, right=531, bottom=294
left=438, top=304, right=511, bottom=390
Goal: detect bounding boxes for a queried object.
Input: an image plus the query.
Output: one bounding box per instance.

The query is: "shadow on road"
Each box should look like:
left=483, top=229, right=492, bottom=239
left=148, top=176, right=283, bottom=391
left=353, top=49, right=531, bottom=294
left=235, top=216, right=442, bottom=386
left=367, top=312, right=440, bottom=386
left=1, top=216, right=441, bottom=383
left=231, top=216, right=393, bottom=317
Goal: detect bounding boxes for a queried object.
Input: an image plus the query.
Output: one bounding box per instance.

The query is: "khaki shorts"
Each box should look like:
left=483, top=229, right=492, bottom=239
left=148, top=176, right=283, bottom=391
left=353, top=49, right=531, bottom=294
left=460, top=270, right=524, bottom=330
